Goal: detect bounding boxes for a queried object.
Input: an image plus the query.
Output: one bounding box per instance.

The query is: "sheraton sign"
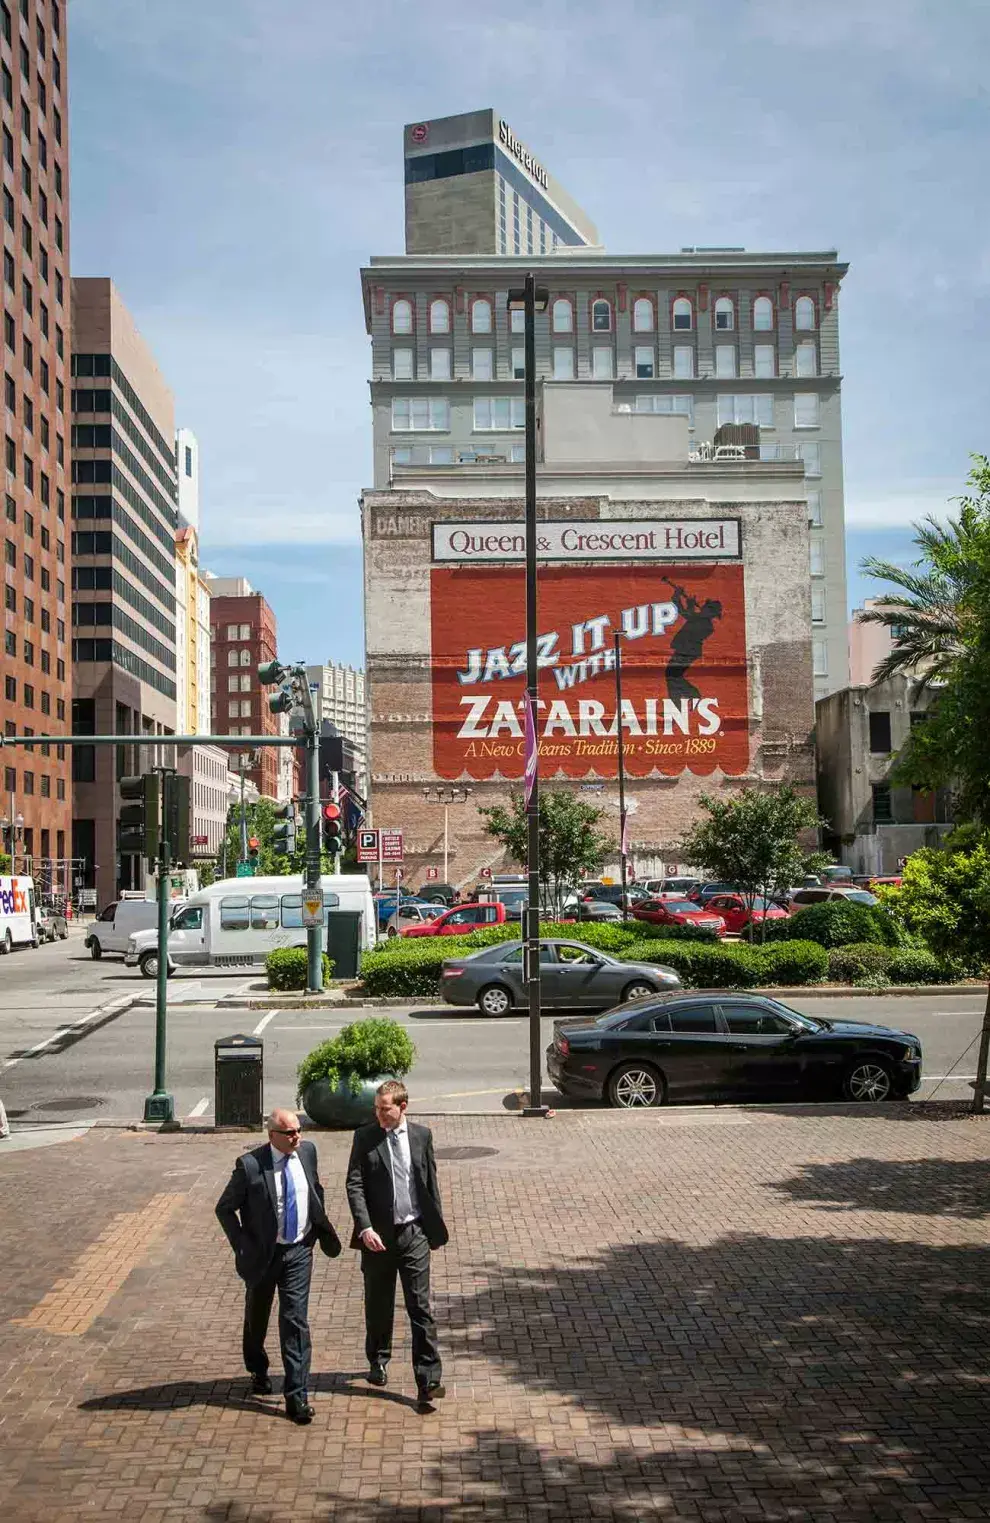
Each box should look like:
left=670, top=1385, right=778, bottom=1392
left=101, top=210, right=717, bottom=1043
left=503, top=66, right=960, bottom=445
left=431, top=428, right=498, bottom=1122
left=432, top=519, right=741, bottom=564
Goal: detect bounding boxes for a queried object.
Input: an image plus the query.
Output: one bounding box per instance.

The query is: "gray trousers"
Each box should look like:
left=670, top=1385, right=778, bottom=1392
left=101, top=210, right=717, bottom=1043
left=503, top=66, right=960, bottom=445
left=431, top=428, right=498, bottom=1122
left=242, top=1242, right=313, bottom=1402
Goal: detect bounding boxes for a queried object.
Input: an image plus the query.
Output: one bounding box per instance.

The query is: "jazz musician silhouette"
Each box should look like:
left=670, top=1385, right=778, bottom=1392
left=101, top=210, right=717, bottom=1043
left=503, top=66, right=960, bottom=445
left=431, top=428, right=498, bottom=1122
left=663, top=577, right=723, bottom=704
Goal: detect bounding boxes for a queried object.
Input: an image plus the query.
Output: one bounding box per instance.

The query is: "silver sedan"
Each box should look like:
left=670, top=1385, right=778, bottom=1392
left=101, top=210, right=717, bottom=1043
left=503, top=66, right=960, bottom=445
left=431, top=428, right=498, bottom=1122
left=440, top=938, right=681, bottom=1017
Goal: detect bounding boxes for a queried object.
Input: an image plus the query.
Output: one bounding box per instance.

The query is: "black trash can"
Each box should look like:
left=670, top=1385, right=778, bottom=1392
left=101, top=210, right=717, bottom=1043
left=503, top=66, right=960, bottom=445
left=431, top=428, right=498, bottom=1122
left=215, top=1034, right=264, bottom=1128
left=325, top=910, right=363, bottom=980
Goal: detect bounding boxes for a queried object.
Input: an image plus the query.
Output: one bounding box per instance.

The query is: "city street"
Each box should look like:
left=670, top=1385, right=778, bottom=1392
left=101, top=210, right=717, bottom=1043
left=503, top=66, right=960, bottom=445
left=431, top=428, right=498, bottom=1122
left=1, top=934, right=986, bottom=1123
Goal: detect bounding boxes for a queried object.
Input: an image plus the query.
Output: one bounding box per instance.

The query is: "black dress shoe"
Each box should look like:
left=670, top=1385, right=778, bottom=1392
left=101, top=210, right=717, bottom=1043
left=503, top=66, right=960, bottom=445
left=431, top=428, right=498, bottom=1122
left=251, top=1373, right=273, bottom=1396
left=367, top=1363, right=388, bottom=1387
left=417, top=1380, right=446, bottom=1406
left=286, top=1397, right=314, bottom=1425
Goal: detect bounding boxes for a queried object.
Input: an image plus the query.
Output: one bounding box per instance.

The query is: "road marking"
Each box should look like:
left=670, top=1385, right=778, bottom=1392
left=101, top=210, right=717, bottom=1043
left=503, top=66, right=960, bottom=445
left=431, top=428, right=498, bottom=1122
left=429, top=1087, right=518, bottom=1099
left=187, top=1096, right=211, bottom=1117
left=276, top=1020, right=524, bottom=1031
left=252, top=1010, right=281, bottom=1036
left=0, top=992, right=135, bottom=1072
left=921, top=1073, right=977, bottom=1082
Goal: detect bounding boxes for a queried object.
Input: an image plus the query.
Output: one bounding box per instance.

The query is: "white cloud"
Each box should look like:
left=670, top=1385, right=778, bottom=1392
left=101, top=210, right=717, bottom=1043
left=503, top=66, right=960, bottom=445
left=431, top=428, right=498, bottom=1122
left=844, top=479, right=962, bottom=530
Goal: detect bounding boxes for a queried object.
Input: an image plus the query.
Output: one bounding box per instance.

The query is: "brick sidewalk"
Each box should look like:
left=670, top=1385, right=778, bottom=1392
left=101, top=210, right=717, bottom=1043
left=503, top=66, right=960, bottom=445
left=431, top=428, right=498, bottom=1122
left=2, top=1103, right=990, bottom=1521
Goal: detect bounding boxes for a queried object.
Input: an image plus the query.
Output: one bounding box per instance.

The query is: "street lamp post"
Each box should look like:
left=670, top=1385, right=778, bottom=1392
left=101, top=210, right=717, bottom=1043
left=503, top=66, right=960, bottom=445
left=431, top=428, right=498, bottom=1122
left=421, top=785, right=472, bottom=884
left=614, top=631, right=629, bottom=919
left=508, top=274, right=549, bottom=1119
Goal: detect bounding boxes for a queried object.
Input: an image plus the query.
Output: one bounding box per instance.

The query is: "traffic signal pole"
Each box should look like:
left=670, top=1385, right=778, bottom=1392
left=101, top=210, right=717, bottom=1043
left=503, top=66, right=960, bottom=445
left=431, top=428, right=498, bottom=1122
left=305, top=727, right=322, bottom=995
left=144, top=769, right=175, bottom=1124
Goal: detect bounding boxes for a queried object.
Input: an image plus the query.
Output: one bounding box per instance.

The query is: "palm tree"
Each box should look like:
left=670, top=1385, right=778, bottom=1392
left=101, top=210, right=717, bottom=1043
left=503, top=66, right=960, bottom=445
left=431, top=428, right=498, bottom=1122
left=859, top=456, right=990, bottom=689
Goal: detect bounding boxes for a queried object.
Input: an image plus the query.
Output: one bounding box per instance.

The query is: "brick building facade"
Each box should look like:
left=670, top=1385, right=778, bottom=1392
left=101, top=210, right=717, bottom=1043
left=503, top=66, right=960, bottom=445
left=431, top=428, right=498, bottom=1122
left=207, top=579, right=280, bottom=800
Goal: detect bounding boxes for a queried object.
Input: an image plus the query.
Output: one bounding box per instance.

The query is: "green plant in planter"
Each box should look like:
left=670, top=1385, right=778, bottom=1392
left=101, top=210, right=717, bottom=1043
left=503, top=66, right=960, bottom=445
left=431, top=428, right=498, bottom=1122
left=266, top=947, right=335, bottom=991
left=297, top=1017, right=416, bottom=1100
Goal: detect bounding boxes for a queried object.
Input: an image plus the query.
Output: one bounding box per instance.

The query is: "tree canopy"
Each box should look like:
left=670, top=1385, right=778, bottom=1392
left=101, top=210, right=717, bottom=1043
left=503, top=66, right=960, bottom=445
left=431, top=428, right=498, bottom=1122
left=478, top=789, right=614, bottom=915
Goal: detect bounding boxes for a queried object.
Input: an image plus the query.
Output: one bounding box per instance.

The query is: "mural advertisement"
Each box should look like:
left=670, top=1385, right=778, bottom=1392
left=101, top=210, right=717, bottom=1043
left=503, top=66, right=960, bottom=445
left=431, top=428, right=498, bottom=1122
left=431, top=556, right=750, bottom=782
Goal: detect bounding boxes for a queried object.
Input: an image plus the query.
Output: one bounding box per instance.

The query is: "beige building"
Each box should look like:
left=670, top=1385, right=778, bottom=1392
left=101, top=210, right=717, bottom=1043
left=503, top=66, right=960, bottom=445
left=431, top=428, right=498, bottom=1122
left=304, top=661, right=369, bottom=796
left=174, top=523, right=212, bottom=734
left=848, top=597, right=907, bottom=686
left=362, top=384, right=816, bottom=888
left=71, top=280, right=179, bottom=907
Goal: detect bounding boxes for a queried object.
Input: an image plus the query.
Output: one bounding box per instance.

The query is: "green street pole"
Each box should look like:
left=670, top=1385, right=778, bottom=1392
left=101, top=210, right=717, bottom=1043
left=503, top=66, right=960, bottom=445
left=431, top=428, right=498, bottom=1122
left=144, top=770, right=175, bottom=1124
left=305, top=725, right=322, bottom=993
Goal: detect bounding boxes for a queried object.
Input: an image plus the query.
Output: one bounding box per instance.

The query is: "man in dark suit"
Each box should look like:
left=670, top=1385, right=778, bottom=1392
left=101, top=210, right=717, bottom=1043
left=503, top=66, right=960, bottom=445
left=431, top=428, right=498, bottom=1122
left=216, top=1106, right=342, bottom=1424
left=346, top=1080, right=448, bottom=1409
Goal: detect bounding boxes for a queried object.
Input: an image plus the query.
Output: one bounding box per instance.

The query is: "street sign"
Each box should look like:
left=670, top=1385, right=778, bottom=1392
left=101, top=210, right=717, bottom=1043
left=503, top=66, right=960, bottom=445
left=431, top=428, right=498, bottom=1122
left=192, top=834, right=210, bottom=846
left=357, top=828, right=379, bottom=864
left=425, top=866, right=439, bottom=880
left=236, top=862, right=256, bottom=878
left=480, top=866, right=492, bottom=879
left=381, top=830, right=404, bottom=864
left=301, top=892, right=323, bottom=928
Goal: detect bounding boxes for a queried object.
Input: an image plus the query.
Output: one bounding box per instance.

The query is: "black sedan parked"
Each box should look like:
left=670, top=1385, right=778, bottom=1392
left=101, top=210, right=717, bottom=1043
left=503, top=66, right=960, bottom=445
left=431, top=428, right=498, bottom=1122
left=547, top=992, right=923, bottom=1108
left=441, top=939, right=680, bottom=1016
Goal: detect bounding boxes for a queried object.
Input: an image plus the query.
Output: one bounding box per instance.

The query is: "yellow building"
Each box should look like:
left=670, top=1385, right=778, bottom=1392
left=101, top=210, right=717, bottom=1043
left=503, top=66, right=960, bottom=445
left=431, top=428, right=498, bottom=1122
left=175, top=524, right=212, bottom=734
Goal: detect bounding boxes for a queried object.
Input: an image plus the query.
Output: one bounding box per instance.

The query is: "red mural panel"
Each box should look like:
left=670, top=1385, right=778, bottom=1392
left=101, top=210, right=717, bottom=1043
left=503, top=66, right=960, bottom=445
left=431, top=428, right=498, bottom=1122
left=431, top=564, right=749, bottom=780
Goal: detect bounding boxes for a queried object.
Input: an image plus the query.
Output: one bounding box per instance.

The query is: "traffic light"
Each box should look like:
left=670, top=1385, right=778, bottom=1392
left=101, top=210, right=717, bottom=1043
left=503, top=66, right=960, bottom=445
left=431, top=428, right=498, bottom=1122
left=248, top=835, right=261, bottom=867
left=257, top=659, right=287, bottom=685
left=272, top=800, right=297, bottom=857
left=322, top=802, right=341, bottom=852
left=164, top=774, right=191, bottom=865
left=257, top=657, right=294, bottom=715
left=119, top=774, right=160, bottom=859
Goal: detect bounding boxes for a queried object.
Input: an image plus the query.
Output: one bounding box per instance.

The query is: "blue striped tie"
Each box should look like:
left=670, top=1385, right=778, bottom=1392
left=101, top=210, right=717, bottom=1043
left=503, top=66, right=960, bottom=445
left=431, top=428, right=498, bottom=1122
left=283, top=1157, right=298, bottom=1241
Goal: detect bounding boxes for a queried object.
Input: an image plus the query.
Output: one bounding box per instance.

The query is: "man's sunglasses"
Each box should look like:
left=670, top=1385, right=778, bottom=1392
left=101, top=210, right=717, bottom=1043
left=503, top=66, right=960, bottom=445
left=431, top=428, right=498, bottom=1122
left=271, top=1127, right=301, bottom=1137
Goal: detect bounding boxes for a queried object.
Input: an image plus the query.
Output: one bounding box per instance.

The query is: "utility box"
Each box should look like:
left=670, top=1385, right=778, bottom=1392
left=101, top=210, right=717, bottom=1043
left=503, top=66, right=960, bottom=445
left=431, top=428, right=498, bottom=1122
left=215, top=1034, right=264, bottom=1128
left=325, top=911, right=363, bottom=980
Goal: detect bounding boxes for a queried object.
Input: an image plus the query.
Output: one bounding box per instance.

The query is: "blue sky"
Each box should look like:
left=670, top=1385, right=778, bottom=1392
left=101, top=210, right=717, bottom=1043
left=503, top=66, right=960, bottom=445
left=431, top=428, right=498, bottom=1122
left=69, top=0, right=989, bottom=668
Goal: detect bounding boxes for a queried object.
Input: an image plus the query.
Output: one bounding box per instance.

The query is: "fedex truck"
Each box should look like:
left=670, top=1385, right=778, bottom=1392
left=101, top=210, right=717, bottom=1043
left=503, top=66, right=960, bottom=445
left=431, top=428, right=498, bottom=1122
left=0, top=875, right=39, bottom=953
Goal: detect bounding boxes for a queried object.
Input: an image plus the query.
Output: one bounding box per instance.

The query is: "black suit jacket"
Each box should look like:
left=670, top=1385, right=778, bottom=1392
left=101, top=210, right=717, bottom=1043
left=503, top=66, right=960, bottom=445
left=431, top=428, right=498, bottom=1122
left=215, top=1139, right=342, bottom=1286
left=346, top=1120, right=449, bottom=1251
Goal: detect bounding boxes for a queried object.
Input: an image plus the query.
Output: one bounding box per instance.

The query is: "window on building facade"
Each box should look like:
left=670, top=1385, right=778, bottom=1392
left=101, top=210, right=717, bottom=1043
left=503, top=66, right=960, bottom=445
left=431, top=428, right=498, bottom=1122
left=753, top=295, right=774, bottom=331
left=510, top=307, right=525, bottom=334
left=869, top=711, right=892, bottom=754
left=715, top=345, right=736, bottom=378
left=470, top=298, right=492, bottom=333
left=511, top=346, right=525, bottom=379
left=227, top=675, right=239, bottom=692
left=472, top=347, right=493, bottom=381
left=591, top=299, right=612, bottom=332
left=553, top=347, right=574, bottom=380
left=871, top=782, right=893, bottom=823
left=428, top=297, right=450, bottom=333
left=240, top=674, right=251, bottom=692
left=391, top=298, right=413, bottom=334
left=429, top=348, right=451, bottom=380
left=813, top=639, right=829, bottom=678
left=717, top=395, right=774, bottom=428
left=632, top=297, right=654, bottom=332
left=810, top=537, right=824, bottom=576
left=794, top=296, right=816, bottom=331
left=673, top=345, right=694, bottom=379
left=754, top=344, right=776, bottom=378
left=239, top=623, right=250, bottom=639
left=391, top=397, right=449, bottom=431
left=811, top=584, right=826, bottom=624
left=714, top=296, right=734, bottom=330
left=551, top=298, right=573, bottom=333
left=799, top=441, right=821, bottom=476
left=672, top=297, right=693, bottom=331
left=795, top=341, right=817, bottom=377
left=474, top=397, right=524, bottom=430
left=634, top=346, right=655, bottom=379
left=807, top=489, right=823, bottom=526
left=392, top=348, right=413, bottom=380
left=227, top=648, right=238, bottom=666
left=226, top=623, right=238, bottom=639
left=794, top=393, right=820, bottom=428
left=592, top=347, right=613, bottom=379
left=634, top=394, right=694, bottom=425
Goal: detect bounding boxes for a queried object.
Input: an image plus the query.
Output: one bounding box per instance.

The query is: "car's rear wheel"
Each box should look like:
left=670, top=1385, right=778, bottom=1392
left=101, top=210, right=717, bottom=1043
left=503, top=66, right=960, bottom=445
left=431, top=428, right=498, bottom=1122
left=607, top=1061, right=665, bottom=1108
left=386, top=926, right=397, bottom=938
left=60, top=928, right=69, bottom=940
left=477, top=983, right=512, bottom=1017
left=843, top=1058, right=894, bottom=1102
left=139, top=951, right=160, bottom=980
left=622, top=980, right=655, bottom=1002
left=0, top=929, right=11, bottom=955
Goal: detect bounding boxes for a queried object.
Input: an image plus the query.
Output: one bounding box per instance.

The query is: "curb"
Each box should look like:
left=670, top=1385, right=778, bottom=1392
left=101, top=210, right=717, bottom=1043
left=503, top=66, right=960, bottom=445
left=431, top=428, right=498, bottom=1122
left=222, top=984, right=986, bottom=1011
left=752, top=984, right=987, bottom=999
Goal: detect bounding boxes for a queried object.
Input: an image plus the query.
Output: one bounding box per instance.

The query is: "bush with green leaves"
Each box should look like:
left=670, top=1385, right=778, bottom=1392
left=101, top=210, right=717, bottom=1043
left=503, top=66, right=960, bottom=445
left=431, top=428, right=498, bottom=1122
left=297, top=1017, right=415, bottom=1098
left=756, top=940, right=828, bottom=985
left=632, top=920, right=722, bottom=943
left=622, top=938, right=763, bottom=988
left=747, top=900, right=901, bottom=949
left=826, top=943, right=893, bottom=983
left=362, top=940, right=459, bottom=997
left=265, top=947, right=335, bottom=992
left=886, top=949, right=959, bottom=985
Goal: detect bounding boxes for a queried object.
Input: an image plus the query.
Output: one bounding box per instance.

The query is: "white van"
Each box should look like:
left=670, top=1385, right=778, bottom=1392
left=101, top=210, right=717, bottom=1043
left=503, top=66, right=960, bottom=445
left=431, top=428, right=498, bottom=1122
left=0, top=875, right=39, bottom=952
left=123, top=873, right=377, bottom=978
left=85, top=894, right=170, bottom=960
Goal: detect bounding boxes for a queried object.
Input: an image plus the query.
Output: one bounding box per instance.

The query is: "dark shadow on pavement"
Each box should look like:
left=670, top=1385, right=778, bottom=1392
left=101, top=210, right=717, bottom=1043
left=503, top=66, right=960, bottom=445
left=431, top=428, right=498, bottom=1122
left=79, top=1370, right=420, bottom=1417
left=771, top=1155, right=990, bottom=1217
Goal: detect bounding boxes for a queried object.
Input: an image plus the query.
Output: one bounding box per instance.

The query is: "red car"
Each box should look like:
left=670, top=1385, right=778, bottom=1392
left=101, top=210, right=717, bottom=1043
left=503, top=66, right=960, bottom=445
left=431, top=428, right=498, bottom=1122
left=631, top=897, right=727, bottom=936
left=705, top=894, right=789, bottom=934
left=401, top=901, right=507, bottom=938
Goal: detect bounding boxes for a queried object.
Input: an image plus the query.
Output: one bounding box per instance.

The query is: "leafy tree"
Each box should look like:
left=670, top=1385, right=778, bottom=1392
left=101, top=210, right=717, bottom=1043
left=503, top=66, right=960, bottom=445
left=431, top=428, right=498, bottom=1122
left=678, top=786, right=824, bottom=942
left=214, top=797, right=334, bottom=880
left=878, top=834, right=990, bottom=973
left=478, top=789, right=614, bottom=916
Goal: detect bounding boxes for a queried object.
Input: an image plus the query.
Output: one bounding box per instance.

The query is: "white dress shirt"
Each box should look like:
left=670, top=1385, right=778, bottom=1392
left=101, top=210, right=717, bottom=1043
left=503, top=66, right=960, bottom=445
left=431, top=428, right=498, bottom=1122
left=386, top=1119, right=420, bottom=1225
left=269, top=1144, right=310, bottom=1244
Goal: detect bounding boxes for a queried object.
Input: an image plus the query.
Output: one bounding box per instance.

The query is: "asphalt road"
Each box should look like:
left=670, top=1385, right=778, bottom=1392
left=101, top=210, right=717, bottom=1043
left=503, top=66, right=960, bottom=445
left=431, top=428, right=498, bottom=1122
left=1, top=942, right=986, bottom=1124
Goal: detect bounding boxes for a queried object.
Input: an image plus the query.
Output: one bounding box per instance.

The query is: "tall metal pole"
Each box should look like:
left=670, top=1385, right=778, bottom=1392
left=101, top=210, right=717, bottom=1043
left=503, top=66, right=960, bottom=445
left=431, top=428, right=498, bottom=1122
left=522, top=272, right=545, bottom=1118
left=305, top=725, right=322, bottom=993
left=144, top=769, right=175, bottom=1124
left=443, top=803, right=449, bottom=885
left=614, top=631, right=629, bottom=920
left=239, top=761, right=248, bottom=865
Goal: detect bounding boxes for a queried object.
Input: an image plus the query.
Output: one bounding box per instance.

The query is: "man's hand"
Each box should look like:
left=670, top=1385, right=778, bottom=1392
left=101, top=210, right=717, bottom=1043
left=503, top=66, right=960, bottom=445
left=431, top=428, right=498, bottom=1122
left=360, top=1227, right=386, bottom=1253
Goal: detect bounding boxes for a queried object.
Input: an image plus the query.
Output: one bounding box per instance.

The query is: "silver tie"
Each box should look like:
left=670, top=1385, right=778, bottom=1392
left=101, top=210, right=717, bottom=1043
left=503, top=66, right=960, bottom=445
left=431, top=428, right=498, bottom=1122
left=389, top=1130, right=413, bottom=1221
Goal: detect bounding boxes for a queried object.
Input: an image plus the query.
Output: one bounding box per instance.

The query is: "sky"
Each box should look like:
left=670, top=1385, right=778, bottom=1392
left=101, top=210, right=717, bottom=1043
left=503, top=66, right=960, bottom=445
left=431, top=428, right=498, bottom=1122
left=68, top=0, right=989, bottom=669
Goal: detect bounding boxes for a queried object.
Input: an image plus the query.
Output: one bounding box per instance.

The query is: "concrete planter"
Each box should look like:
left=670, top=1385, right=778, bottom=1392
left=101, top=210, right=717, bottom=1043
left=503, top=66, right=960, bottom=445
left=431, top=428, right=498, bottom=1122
left=301, top=1074, right=396, bottom=1129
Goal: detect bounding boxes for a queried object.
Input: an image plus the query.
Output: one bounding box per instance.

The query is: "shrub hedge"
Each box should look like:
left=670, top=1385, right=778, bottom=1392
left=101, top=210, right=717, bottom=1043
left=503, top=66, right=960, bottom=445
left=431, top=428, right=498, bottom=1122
left=886, top=948, right=959, bottom=985
left=265, top=947, right=335, bottom=991
left=826, top=943, right=892, bottom=983
left=756, top=941, right=829, bottom=985
left=746, top=900, right=901, bottom=949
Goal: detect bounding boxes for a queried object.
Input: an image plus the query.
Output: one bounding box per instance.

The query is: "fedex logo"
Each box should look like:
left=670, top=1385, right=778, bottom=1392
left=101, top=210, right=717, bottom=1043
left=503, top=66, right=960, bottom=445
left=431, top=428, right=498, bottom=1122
left=0, top=884, right=28, bottom=915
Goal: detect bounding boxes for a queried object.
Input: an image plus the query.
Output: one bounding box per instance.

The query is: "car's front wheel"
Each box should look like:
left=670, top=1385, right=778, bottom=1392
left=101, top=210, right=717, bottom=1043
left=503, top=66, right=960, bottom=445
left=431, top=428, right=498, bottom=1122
left=842, top=1058, right=894, bottom=1102
left=139, top=951, right=162, bottom=979
left=477, top=983, right=512, bottom=1017
left=622, top=980, right=655, bottom=1002
left=607, top=1060, right=665, bottom=1108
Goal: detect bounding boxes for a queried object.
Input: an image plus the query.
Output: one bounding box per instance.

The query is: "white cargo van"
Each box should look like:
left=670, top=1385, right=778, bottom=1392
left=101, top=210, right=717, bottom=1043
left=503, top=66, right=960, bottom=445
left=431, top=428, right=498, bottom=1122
left=123, top=874, right=376, bottom=978
left=85, top=894, right=169, bottom=960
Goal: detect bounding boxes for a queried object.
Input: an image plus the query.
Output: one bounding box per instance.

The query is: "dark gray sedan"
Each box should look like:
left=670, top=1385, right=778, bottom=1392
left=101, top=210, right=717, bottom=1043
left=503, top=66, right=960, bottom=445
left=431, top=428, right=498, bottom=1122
left=440, top=938, right=681, bottom=1017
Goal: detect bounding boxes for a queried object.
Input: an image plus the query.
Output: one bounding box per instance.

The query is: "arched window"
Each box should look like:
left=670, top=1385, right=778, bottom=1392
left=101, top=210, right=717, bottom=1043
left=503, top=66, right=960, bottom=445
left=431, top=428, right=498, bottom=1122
left=429, top=298, right=450, bottom=334
left=239, top=649, right=251, bottom=667
left=470, top=298, right=492, bottom=334
left=794, top=295, right=816, bottom=331
left=632, top=297, right=654, bottom=332
left=714, top=296, right=734, bottom=331
left=753, top=295, right=774, bottom=331
left=591, top=298, right=612, bottom=333
left=391, top=298, right=412, bottom=335
left=672, top=296, right=693, bottom=331
left=551, top=297, right=573, bottom=333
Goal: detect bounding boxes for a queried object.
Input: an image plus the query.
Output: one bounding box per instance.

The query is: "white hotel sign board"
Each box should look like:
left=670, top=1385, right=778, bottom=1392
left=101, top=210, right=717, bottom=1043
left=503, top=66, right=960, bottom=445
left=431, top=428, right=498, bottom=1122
left=431, top=519, right=741, bottom=564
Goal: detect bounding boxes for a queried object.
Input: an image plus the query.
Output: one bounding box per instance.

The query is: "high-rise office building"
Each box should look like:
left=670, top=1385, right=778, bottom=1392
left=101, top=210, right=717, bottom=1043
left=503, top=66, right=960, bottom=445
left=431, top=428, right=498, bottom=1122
left=175, top=425, right=198, bottom=530
left=1, top=0, right=72, bottom=891
left=206, top=575, right=280, bottom=799
left=403, top=109, right=598, bottom=257
left=304, top=661, right=368, bottom=795
left=70, top=279, right=179, bottom=906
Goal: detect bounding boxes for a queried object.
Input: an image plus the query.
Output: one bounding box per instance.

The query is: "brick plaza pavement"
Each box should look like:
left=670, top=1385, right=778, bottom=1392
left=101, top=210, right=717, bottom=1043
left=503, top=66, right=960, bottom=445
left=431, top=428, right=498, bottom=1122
left=2, top=1102, right=990, bottom=1522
